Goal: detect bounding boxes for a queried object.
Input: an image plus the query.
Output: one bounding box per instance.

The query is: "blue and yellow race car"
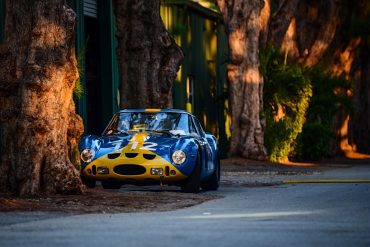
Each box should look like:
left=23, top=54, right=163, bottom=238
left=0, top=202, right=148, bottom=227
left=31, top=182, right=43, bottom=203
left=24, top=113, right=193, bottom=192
left=79, top=109, right=220, bottom=193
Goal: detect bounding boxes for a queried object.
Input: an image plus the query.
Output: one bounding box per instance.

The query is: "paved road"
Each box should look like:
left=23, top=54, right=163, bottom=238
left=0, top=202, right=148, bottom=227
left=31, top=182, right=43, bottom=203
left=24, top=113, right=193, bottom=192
left=1, top=165, right=370, bottom=247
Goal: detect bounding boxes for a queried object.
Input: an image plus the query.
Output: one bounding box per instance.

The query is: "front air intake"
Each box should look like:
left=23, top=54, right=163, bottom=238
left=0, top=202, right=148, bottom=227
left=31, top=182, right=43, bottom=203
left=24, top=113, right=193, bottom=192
left=113, top=165, right=146, bottom=175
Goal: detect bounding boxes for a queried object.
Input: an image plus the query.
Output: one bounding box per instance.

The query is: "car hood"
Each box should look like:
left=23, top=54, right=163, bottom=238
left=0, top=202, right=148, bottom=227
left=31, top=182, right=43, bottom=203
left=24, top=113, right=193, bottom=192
left=80, top=132, right=196, bottom=161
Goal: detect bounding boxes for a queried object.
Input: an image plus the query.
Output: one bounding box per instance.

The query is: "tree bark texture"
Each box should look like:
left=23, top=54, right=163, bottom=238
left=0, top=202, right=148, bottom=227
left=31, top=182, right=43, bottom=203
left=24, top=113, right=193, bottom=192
left=262, top=0, right=340, bottom=65
left=0, top=0, right=84, bottom=196
left=114, top=0, right=184, bottom=109
left=217, top=0, right=268, bottom=160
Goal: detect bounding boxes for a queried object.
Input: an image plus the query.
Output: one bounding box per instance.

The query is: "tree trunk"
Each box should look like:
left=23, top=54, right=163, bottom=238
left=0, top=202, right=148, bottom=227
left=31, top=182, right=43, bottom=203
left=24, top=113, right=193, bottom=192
left=113, top=0, right=184, bottom=109
left=267, top=0, right=299, bottom=48
left=217, top=0, right=268, bottom=160
left=352, top=43, right=370, bottom=153
left=0, top=0, right=84, bottom=196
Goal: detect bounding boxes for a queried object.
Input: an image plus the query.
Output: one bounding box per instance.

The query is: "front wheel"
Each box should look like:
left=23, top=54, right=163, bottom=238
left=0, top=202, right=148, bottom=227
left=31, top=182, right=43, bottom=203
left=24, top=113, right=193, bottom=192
left=81, top=176, right=96, bottom=188
left=202, top=155, right=220, bottom=191
left=101, top=180, right=121, bottom=189
left=181, top=154, right=201, bottom=193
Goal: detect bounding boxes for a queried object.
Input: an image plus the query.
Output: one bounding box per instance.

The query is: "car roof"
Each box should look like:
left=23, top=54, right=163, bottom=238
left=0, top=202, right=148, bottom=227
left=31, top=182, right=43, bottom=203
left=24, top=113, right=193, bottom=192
left=118, top=108, right=191, bottom=115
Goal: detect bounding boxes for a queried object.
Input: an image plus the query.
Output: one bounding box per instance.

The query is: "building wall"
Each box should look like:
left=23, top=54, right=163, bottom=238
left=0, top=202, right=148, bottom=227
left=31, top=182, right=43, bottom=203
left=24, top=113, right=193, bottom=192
left=68, top=0, right=119, bottom=135
left=161, top=1, right=230, bottom=156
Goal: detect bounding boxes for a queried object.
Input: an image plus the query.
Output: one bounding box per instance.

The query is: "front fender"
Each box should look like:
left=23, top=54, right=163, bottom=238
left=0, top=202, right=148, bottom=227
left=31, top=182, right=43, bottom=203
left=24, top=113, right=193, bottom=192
left=169, top=137, right=199, bottom=177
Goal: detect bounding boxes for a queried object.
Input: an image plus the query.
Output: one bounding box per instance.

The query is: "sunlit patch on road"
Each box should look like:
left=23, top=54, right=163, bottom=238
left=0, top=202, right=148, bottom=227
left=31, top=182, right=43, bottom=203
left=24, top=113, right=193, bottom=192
left=181, top=211, right=319, bottom=220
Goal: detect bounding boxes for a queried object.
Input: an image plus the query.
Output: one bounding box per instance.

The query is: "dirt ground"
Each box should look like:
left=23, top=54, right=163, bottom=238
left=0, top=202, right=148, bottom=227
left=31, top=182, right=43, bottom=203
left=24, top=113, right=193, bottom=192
left=0, top=157, right=368, bottom=214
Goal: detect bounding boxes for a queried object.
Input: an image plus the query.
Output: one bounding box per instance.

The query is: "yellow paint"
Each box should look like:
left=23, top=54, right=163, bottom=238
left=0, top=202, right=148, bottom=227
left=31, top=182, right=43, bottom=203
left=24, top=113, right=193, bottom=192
left=82, top=132, right=186, bottom=182
left=186, top=103, right=192, bottom=113
left=145, top=108, right=161, bottom=113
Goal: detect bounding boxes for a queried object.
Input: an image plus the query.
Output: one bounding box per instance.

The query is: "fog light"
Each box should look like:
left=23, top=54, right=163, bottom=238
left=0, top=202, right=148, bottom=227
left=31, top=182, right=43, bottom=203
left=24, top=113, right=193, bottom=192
left=97, top=167, right=109, bottom=175
left=151, top=168, right=163, bottom=175
left=170, top=170, right=176, bottom=176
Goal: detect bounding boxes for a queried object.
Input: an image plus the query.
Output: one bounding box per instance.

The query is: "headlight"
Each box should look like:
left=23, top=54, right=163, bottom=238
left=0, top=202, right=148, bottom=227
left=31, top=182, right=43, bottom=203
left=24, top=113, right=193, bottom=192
left=80, top=149, right=95, bottom=163
left=172, top=150, right=186, bottom=165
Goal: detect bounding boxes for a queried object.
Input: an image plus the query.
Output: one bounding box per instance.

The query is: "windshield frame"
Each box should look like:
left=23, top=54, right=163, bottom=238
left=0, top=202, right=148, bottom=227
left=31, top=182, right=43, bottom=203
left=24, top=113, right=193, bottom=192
left=102, top=112, right=197, bottom=137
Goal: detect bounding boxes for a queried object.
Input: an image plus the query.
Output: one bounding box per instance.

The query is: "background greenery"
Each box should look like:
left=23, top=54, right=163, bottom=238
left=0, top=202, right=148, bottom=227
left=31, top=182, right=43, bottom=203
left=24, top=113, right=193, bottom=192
left=261, top=46, right=352, bottom=162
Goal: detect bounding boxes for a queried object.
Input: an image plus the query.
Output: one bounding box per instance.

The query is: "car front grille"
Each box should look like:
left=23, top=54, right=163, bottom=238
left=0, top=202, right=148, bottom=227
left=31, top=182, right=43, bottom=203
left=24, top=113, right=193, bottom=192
left=113, top=165, right=146, bottom=175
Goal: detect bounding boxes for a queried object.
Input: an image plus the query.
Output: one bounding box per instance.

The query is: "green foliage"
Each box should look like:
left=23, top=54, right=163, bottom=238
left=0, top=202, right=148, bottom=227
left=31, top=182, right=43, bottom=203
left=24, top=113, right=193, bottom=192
left=304, top=67, right=352, bottom=124
left=261, top=46, right=353, bottom=162
left=294, top=123, right=334, bottom=161
left=261, top=46, right=312, bottom=162
left=293, top=67, right=352, bottom=161
left=73, top=46, right=85, bottom=99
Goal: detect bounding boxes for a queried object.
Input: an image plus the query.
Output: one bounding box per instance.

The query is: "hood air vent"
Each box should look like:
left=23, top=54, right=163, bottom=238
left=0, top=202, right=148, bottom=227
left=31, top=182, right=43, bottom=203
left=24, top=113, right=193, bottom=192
left=143, top=154, right=156, bottom=160
left=125, top=153, right=138, bottom=158
left=107, top=153, right=120, bottom=159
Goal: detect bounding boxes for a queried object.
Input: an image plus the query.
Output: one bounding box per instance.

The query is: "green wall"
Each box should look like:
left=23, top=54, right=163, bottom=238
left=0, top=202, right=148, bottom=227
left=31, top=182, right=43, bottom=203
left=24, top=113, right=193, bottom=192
left=161, top=1, right=229, bottom=156
left=68, top=0, right=119, bottom=134
left=97, top=0, right=119, bottom=129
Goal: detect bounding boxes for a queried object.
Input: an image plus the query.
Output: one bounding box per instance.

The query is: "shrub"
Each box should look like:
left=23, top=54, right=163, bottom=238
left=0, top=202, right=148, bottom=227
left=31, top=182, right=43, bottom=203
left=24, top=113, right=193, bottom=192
left=261, top=46, right=353, bottom=162
left=261, top=46, right=312, bottom=162
left=293, top=123, right=334, bottom=161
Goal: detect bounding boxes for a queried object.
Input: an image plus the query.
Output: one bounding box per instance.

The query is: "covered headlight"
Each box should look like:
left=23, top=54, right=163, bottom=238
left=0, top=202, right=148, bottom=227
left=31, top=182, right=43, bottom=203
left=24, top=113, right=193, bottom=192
left=172, top=150, right=186, bottom=165
left=80, top=149, right=95, bottom=163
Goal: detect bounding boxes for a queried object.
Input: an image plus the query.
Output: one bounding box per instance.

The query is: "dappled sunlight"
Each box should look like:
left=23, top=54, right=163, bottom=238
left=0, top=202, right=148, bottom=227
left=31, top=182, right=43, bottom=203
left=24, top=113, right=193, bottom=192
left=224, top=99, right=231, bottom=139
left=243, top=68, right=261, bottom=84
left=229, top=28, right=246, bottom=59
left=181, top=211, right=319, bottom=220
left=280, top=160, right=319, bottom=167
left=339, top=115, right=353, bottom=153
left=281, top=18, right=300, bottom=58
left=36, top=17, right=67, bottom=47
left=336, top=115, right=370, bottom=159
left=204, top=20, right=217, bottom=77
left=160, top=6, right=172, bottom=30
left=343, top=151, right=370, bottom=159
left=331, top=38, right=361, bottom=78
left=272, top=104, right=285, bottom=123
left=203, top=112, right=207, bottom=129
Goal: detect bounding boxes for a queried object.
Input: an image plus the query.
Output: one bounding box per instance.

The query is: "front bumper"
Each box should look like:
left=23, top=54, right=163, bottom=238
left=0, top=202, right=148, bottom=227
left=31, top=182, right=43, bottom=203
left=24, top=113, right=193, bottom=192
left=81, top=151, right=187, bottom=183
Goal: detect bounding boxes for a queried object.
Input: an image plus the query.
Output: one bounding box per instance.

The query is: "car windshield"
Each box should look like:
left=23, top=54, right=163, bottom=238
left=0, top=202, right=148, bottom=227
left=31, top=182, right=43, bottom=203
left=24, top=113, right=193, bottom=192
left=103, top=112, right=193, bottom=136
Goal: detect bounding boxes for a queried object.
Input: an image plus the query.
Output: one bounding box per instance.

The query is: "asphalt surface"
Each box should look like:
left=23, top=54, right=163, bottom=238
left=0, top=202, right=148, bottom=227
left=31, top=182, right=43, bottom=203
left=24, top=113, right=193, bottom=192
left=1, top=165, right=370, bottom=247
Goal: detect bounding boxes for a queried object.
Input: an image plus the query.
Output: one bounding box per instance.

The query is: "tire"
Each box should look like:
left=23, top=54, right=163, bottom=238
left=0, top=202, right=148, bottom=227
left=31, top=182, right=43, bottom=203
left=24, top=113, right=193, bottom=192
left=181, top=154, right=201, bottom=193
left=81, top=176, right=96, bottom=188
left=101, top=180, right=121, bottom=189
left=202, top=154, right=220, bottom=191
